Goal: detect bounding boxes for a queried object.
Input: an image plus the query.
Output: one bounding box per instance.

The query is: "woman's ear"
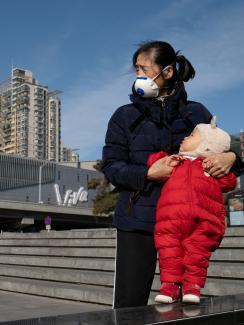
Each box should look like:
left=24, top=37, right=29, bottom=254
left=162, top=66, right=174, bottom=80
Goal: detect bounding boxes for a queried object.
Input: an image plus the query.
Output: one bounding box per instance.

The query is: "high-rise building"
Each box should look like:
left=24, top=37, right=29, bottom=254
left=0, top=68, right=61, bottom=161
left=0, top=89, right=5, bottom=152
left=61, top=142, right=79, bottom=163
left=47, top=92, right=61, bottom=162
left=240, top=130, right=244, bottom=162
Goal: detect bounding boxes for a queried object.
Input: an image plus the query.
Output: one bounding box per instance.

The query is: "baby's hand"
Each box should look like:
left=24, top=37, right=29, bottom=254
left=147, top=157, right=174, bottom=181
left=167, top=155, right=184, bottom=167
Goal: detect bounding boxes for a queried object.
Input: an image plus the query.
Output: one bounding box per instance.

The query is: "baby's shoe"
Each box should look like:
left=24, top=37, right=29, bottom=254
left=182, top=282, right=200, bottom=304
left=155, top=282, right=180, bottom=304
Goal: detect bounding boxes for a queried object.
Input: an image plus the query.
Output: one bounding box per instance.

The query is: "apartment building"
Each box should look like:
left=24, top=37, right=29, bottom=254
left=47, top=93, right=61, bottom=162
left=61, top=143, right=79, bottom=163
left=0, top=68, right=61, bottom=161
left=241, top=130, right=244, bottom=161
left=0, top=91, right=5, bottom=152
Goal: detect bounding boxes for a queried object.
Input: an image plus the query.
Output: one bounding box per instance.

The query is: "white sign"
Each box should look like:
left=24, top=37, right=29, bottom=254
left=54, top=184, right=88, bottom=206
left=229, top=211, right=244, bottom=226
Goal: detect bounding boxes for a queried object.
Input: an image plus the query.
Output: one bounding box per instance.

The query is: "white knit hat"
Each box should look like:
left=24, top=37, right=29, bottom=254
left=180, top=117, right=231, bottom=157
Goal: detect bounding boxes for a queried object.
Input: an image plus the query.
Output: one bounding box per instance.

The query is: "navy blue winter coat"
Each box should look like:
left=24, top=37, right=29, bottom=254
left=102, top=85, right=212, bottom=233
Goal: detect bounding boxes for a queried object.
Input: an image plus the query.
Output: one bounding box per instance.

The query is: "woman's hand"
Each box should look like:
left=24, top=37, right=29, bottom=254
left=147, top=156, right=179, bottom=182
left=202, top=152, right=236, bottom=178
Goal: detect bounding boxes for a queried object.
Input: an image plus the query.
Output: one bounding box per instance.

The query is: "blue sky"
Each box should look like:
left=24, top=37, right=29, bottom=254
left=1, top=0, right=244, bottom=160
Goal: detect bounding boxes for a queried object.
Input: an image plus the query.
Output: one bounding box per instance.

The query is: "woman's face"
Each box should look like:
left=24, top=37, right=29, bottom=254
left=135, top=53, right=173, bottom=95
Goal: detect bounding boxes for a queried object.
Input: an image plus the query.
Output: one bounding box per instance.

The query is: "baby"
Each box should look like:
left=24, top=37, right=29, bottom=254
left=147, top=119, right=237, bottom=304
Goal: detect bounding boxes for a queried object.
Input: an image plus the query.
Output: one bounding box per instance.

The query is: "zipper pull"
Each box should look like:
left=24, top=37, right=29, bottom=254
left=159, top=97, right=165, bottom=108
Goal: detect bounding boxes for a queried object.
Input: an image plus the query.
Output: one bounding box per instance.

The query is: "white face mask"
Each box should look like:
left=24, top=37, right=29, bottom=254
left=133, top=65, right=172, bottom=98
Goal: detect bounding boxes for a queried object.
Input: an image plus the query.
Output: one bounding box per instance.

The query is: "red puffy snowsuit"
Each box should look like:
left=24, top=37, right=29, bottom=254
left=147, top=151, right=237, bottom=287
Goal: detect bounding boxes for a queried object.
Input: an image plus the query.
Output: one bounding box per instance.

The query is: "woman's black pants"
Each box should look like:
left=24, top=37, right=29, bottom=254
left=113, top=229, right=157, bottom=309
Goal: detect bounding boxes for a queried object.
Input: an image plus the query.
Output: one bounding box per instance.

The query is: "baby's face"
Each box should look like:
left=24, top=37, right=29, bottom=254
left=180, top=128, right=201, bottom=152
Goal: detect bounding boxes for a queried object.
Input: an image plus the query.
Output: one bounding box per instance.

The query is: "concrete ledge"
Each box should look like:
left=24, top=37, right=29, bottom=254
left=0, top=228, right=116, bottom=238
left=0, top=200, right=94, bottom=216
left=3, top=294, right=244, bottom=324
left=0, top=291, right=107, bottom=323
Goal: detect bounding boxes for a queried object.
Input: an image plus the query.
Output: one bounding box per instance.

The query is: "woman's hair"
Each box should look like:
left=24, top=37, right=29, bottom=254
left=132, top=41, right=195, bottom=85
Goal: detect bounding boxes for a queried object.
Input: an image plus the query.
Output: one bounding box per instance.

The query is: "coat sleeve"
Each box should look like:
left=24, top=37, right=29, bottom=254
left=147, top=151, right=168, bottom=168
left=230, top=150, right=244, bottom=176
left=217, top=172, right=237, bottom=193
left=101, top=109, right=149, bottom=191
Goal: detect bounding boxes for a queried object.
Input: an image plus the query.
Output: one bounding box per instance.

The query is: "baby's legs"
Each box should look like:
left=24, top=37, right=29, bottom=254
left=182, top=220, right=223, bottom=287
left=155, top=217, right=195, bottom=284
left=157, top=233, right=184, bottom=284
left=155, top=233, right=184, bottom=303
left=155, top=218, right=198, bottom=303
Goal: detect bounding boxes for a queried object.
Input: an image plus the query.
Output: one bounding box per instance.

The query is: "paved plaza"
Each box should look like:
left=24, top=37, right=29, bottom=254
left=0, top=290, right=108, bottom=323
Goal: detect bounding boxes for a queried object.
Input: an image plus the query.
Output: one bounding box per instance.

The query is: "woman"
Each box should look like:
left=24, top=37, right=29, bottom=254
left=102, top=41, right=242, bottom=308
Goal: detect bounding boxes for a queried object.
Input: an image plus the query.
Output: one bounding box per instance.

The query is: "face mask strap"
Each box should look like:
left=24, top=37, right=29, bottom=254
left=152, top=64, right=173, bottom=81
left=152, top=71, right=162, bottom=81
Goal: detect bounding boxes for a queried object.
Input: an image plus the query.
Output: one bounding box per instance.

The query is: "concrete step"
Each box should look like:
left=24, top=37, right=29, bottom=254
left=151, top=264, right=244, bottom=294
left=1, top=244, right=241, bottom=260
left=154, top=262, right=244, bottom=280
left=208, top=262, right=244, bottom=278
left=151, top=275, right=161, bottom=291
left=0, top=228, right=116, bottom=239
left=0, top=276, right=113, bottom=305
left=152, top=262, right=244, bottom=293
left=1, top=226, right=242, bottom=239
left=1, top=235, right=241, bottom=248
left=151, top=277, right=244, bottom=298
left=2, top=231, right=243, bottom=247
left=224, top=227, right=244, bottom=236
left=1, top=237, right=238, bottom=249
left=0, top=265, right=114, bottom=286
left=208, top=262, right=244, bottom=279
left=0, top=266, right=158, bottom=307
left=0, top=246, right=115, bottom=258
left=211, top=249, right=244, bottom=261
left=220, top=236, right=244, bottom=247
left=0, top=238, right=116, bottom=247
left=151, top=274, right=244, bottom=297
left=0, top=226, right=242, bottom=237
left=1, top=260, right=244, bottom=289
left=0, top=255, right=115, bottom=271
left=203, top=278, right=244, bottom=296
left=0, top=226, right=244, bottom=305
left=148, top=292, right=157, bottom=305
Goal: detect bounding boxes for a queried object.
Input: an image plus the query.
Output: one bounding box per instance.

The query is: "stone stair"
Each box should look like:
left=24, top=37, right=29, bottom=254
left=203, top=227, right=244, bottom=296
left=0, top=229, right=116, bottom=306
left=0, top=227, right=244, bottom=306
